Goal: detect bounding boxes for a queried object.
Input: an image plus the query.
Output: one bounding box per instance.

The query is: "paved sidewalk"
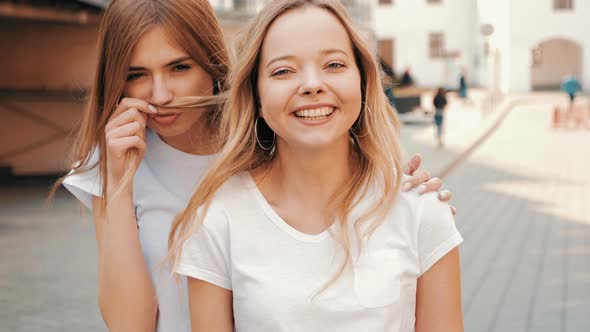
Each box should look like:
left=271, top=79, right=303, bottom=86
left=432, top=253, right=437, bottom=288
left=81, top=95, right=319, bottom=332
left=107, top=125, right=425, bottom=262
left=0, top=188, right=104, bottom=332
left=400, top=89, right=583, bottom=177
left=0, top=90, right=588, bottom=331
left=401, top=91, right=590, bottom=331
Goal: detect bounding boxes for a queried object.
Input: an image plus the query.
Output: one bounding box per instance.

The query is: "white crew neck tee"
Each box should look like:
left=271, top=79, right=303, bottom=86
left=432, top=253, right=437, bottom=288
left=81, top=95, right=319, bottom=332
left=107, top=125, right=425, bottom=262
left=175, top=173, right=463, bottom=332
left=63, top=128, right=215, bottom=332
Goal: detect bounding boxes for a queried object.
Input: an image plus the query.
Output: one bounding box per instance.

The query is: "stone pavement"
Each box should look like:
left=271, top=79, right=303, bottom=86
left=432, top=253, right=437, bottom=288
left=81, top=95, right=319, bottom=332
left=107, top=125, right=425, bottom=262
left=401, top=91, right=590, bottom=331
left=0, top=90, right=589, bottom=331
left=0, top=188, right=104, bottom=332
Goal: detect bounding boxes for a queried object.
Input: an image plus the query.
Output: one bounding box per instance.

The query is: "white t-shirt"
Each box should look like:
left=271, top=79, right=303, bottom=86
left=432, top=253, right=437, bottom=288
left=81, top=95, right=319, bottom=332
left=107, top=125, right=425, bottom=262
left=63, top=128, right=215, bottom=332
left=175, top=173, right=463, bottom=332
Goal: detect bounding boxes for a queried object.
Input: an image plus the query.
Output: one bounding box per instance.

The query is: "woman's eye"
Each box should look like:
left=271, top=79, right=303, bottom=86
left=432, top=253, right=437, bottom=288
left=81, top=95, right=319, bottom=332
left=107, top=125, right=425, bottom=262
left=173, top=64, right=191, bottom=72
left=272, top=69, right=291, bottom=77
left=126, top=73, right=144, bottom=81
left=327, top=62, right=345, bottom=69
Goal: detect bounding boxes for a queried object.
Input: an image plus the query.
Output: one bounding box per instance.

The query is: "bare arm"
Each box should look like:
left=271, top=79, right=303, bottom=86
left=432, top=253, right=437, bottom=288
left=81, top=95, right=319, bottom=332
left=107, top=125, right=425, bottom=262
left=90, top=98, right=158, bottom=331
left=415, top=248, right=464, bottom=332
left=92, top=194, right=157, bottom=331
left=187, top=277, right=233, bottom=332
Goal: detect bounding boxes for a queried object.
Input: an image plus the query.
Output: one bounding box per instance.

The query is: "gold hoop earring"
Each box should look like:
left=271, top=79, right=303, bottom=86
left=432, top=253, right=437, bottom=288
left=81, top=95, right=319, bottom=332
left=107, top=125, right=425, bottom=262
left=255, top=117, right=276, bottom=152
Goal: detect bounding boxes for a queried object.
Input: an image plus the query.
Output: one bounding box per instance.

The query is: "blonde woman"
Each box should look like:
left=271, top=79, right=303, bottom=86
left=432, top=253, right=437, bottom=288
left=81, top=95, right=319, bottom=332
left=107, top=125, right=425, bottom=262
left=170, top=0, right=463, bottom=331
left=53, top=0, right=449, bottom=331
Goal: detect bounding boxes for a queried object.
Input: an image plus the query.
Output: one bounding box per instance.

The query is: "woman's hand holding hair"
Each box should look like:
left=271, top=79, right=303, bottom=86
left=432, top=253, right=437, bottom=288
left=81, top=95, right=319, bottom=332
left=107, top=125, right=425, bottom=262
left=105, top=98, right=156, bottom=194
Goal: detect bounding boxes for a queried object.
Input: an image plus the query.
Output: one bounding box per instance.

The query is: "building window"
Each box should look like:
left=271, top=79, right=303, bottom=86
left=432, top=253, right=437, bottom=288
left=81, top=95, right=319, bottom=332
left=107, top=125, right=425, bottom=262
left=554, top=0, right=573, bottom=10
left=429, top=32, right=444, bottom=58
left=379, top=0, right=393, bottom=5
left=378, top=39, right=395, bottom=73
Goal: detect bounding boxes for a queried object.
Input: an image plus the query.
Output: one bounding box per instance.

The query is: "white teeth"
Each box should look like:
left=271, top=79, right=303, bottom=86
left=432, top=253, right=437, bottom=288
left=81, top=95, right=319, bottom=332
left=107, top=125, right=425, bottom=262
left=295, top=107, right=334, bottom=118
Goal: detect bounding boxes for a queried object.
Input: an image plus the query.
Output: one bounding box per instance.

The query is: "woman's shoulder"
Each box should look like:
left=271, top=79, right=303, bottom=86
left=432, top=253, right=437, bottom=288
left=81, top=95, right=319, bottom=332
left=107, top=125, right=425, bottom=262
left=62, top=147, right=103, bottom=208
left=395, top=189, right=451, bottom=226
left=206, top=172, right=259, bottom=213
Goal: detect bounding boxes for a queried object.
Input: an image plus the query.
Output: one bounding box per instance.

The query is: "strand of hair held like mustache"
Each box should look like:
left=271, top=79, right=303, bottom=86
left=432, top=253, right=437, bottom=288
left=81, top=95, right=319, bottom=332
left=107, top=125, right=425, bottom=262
left=158, top=92, right=228, bottom=109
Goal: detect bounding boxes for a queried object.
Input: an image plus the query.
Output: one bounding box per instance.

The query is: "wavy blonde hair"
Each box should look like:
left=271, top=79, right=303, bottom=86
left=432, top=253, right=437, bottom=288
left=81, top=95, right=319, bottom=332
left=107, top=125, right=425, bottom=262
left=168, top=0, right=403, bottom=290
left=49, top=0, right=230, bottom=207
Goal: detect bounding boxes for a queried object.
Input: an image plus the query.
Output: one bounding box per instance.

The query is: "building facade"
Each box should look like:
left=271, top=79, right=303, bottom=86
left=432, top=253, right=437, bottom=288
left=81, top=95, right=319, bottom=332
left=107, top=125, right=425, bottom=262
left=376, top=0, right=589, bottom=92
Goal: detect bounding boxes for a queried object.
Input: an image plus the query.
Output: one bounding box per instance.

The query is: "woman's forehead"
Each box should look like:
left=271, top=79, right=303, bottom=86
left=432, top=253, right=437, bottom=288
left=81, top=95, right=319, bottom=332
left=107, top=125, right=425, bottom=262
left=260, top=6, right=354, bottom=63
left=129, top=26, right=190, bottom=66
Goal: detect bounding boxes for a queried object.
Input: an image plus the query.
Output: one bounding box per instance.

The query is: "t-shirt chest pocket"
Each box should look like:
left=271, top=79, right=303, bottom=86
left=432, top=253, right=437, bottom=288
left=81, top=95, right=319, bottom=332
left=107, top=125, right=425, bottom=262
left=353, top=249, right=402, bottom=308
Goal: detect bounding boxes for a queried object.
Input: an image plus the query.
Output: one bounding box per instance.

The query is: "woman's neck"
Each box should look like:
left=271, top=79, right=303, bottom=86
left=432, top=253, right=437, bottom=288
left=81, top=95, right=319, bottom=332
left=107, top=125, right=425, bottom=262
left=159, top=118, right=217, bottom=155
left=255, top=137, right=355, bottom=229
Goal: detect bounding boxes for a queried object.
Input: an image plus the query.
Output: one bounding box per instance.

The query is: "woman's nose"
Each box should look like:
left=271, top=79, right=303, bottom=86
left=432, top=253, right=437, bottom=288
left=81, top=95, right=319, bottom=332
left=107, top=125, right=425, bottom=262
left=150, top=78, right=174, bottom=105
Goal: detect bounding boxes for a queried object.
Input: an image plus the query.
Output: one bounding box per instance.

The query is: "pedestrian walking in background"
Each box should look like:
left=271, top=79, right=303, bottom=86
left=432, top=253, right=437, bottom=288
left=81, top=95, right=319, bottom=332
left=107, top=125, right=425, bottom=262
left=433, top=87, right=448, bottom=147
left=561, top=74, right=582, bottom=106
left=559, top=74, right=583, bottom=127
left=459, top=71, right=468, bottom=99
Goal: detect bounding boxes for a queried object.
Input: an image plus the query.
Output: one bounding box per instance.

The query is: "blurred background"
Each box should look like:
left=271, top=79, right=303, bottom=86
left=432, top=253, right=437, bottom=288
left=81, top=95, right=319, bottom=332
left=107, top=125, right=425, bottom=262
left=0, top=0, right=588, bottom=331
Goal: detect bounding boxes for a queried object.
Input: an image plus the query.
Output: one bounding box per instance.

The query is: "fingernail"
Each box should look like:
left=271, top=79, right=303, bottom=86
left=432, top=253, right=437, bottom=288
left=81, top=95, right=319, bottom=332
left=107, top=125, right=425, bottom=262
left=439, top=191, right=448, bottom=199
left=148, top=105, right=158, bottom=113
left=402, top=182, right=412, bottom=192
left=416, top=184, right=427, bottom=194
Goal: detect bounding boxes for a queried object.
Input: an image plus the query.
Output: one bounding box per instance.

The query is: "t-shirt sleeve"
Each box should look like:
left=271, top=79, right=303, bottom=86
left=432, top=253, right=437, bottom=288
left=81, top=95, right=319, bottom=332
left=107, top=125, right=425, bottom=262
left=174, top=203, right=232, bottom=290
left=62, top=148, right=102, bottom=210
left=417, top=192, right=463, bottom=276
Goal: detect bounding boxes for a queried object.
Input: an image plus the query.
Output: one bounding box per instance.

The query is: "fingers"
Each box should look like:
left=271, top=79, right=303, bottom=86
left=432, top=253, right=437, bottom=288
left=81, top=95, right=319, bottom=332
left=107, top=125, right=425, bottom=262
left=438, top=189, right=452, bottom=202
left=450, top=206, right=457, bottom=215
left=110, top=97, right=158, bottom=120
left=401, top=169, right=431, bottom=192
left=404, top=153, right=422, bottom=175
left=106, top=108, right=147, bottom=135
left=421, top=177, right=443, bottom=193
left=106, top=121, right=144, bottom=142
left=109, top=136, right=147, bottom=156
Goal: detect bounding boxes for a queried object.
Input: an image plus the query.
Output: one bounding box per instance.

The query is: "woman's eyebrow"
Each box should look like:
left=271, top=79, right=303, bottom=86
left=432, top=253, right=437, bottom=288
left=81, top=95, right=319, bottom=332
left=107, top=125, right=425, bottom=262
left=128, top=56, right=192, bottom=71
left=320, top=48, right=348, bottom=56
left=265, top=48, right=348, bottom=69
left=266, top=55, right=295, bottom=69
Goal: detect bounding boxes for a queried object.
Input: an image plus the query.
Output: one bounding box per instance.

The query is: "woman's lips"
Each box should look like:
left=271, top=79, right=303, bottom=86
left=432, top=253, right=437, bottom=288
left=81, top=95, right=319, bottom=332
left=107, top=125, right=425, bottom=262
left=149, top=113, right=179, bottom=126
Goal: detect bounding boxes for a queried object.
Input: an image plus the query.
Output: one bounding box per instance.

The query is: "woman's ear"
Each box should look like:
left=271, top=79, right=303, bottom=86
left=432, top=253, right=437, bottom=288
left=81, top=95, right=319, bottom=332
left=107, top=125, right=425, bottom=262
left=257, top=101, right=264, bottom=118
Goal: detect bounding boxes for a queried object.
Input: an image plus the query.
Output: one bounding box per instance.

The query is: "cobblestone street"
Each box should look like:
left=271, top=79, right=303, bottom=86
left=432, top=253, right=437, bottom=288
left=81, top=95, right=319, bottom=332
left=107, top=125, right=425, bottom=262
left=1, top=92, right=589, bottom=331
left=403, top=93, right=590, bottom=332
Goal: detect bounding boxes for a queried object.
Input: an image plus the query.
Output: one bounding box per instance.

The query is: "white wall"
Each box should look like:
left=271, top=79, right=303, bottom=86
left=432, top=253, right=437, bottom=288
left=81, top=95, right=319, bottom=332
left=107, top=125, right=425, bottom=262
left=376, top=0, right=476, bottom=88
left=379, top=0, right=590, bottom=92
left=509, top=0, right=590, bottom=91
left=478, top=0, right=589, bottom=92
left=476, top=0, right=511, bottom=92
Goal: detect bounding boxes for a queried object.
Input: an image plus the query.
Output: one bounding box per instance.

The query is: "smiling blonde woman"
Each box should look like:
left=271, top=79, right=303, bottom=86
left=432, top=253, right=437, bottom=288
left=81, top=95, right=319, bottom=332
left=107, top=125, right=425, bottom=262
left=170, top=0, right=464, bottom=331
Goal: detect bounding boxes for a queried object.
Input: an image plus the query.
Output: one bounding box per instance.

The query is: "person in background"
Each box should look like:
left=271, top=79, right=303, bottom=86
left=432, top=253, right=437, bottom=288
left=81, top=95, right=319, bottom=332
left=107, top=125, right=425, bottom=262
left=561, top=74, right=582, bottom=107
left=458, top=71, right=467, bottom=99
left=400, top=68, right=414, bottom=87
left=433, top=87, right=448, bottom=148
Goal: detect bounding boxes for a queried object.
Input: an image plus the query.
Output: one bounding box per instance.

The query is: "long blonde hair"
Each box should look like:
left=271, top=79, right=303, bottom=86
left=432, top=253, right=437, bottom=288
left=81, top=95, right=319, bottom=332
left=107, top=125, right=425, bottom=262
left=50, top=0, right=230, bottom=206
left=168, top=0, right=403, bottom=290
